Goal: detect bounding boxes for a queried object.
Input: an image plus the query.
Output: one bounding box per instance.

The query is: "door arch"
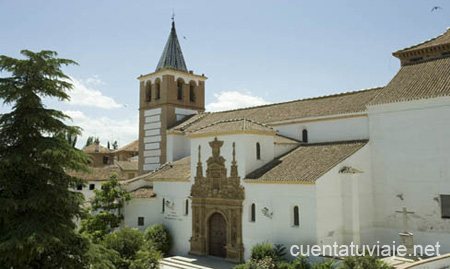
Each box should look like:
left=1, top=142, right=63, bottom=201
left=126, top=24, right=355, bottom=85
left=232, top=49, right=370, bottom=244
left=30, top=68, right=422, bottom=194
left=208, top=213, right=227, bottom=258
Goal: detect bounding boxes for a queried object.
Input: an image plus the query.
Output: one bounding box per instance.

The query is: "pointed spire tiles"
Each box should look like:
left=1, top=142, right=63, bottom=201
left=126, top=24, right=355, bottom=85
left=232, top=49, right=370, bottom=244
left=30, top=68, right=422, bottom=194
left=156, top=21, right=188, bottom=72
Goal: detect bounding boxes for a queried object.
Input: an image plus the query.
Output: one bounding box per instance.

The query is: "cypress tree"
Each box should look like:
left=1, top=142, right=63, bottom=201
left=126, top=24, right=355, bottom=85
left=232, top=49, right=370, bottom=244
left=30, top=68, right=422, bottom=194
left=0, top=50, right=91, bottom=268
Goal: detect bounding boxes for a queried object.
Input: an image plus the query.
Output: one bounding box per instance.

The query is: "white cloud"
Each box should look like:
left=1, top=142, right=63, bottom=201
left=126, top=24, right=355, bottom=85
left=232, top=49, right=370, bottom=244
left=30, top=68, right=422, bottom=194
left=81, top=75, right=105, bottom=86
left=66, top=76, right=122, bottom=109
left=64, top=110, right=137, bottom=148
left=206, top=91, right=270, bottom=112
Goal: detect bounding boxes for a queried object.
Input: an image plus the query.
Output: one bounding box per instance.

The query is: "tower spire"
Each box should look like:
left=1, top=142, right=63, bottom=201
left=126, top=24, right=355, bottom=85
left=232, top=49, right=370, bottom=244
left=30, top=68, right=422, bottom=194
left=155, top=17, right=187, bottom=72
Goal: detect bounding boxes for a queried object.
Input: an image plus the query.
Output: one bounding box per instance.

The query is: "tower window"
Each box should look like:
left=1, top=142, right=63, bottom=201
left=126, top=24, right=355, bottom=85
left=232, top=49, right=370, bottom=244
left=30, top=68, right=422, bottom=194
left=302, top=129, right=308, bottom=143
left=145, top=82, right=151, bottom=102
left=162, top=198, right=165, bottom=213
left=177, top=80, right=183, bottom=100
left=155, top=82, right=160, bottom=100
left=138, top=217, right=144, bottom=226
left=77, top=184, right=83, bottom=191
left=185, top=199, right=189, bottom=215
left=293, top=206, right=300, bottom=227
left=189, top=82, right=196, bottom=102
left=256, top=142, right=261, bottom=160
left=250, top=203, right=256, bottom=222
left=89, top=184, right=95, bottom=190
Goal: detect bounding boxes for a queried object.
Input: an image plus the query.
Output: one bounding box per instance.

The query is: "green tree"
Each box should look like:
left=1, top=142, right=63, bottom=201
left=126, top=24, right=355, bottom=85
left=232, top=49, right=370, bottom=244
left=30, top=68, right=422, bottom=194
left=101, top=228, right=145, bottom=268
left=85, top=136, right=95, bottom=147
left=80, top=173, right=131, bottom=242
left=112, top=140, right=119, bottom=150
left=143, top=224, right=172, bottom=256
left=65, top=130, right=78, bottom=148
left=0, top=50, right=91, bottom=268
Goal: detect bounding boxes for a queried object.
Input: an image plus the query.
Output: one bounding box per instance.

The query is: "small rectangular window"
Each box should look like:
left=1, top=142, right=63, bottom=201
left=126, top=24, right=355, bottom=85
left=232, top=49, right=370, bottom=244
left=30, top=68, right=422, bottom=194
left=441, top=195, right=450, bottom=218
left=103, top=156, right=109, bottom=164
left=138, top=217, right=144, bottom=226
left=89, top=184, right=95, bottom=190
left=77, top=184, right=83, bottom=191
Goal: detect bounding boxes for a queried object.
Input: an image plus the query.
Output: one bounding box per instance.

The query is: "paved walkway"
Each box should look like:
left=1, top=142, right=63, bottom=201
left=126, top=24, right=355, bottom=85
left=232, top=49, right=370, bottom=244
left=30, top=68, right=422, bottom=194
left=160, top=255, right=236, bottom=269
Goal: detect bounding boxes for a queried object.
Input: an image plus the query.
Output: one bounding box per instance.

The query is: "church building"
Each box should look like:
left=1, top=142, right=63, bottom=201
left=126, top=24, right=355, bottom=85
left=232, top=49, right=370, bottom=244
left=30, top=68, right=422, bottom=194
left=122, top=22, right=450, bottom=262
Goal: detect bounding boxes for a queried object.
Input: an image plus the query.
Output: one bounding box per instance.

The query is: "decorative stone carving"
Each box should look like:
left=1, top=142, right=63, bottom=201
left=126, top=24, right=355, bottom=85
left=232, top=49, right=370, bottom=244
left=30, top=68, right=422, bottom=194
left=190, top=138, right=245, bottom=263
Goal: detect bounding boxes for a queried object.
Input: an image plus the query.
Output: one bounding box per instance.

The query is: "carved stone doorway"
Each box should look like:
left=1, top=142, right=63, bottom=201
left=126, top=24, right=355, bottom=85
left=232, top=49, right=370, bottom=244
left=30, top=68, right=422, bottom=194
left=208, top=213, right=227, bottom=258
left=190, top=138, right=245, bottom=263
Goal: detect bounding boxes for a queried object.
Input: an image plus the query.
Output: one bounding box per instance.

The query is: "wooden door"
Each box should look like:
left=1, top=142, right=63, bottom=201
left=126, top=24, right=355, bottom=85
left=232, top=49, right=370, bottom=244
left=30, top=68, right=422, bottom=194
left=208, top=213, right=227, bottom=258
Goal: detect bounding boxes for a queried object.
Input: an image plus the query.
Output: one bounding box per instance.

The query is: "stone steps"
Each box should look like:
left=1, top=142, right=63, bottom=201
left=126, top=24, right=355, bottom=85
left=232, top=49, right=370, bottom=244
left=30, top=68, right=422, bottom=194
left=160, top=256, right=216, bottom=269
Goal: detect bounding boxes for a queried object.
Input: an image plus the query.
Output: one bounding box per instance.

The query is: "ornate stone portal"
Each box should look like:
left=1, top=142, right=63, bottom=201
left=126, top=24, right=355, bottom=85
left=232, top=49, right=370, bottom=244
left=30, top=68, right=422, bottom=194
left=190, top=137, right=245, bottom=263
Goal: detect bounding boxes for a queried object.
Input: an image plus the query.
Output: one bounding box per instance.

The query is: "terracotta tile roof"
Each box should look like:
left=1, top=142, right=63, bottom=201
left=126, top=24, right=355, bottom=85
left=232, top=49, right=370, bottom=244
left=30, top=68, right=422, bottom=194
left=274, top=135, right=301, bottom=144
left=169, top=88, right=381, bottom=133
left=136, top=156, right=191, bottom=182
left=67, top=167, right=122, bottom=181
left=394, top=28, right=450, bottom=55
left=115, top=161, right=139, bottom=171
left=113, top=140, right=138, bottom=153
left=130, top=187, right=155, bottom=198
left=82, top=143, right=112, bottom=154
left=245, top=140, right=367, bottom=183
left=369, top=57, right=450, bottom=105
left=188, top=119, right=275, bottom=136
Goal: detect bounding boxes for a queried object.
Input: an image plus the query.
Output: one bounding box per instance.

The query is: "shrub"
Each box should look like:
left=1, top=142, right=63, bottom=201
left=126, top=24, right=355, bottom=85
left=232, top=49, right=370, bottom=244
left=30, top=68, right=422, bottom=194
left=130, top=245, right=162, bottom=269
left=251, top=243, right=276, bottom=261
left=341, top=255, right=393, bottom=269
left=247, top=257, right=276, bottom=269
left=102, top=228, right=144, bottom=267
left=274, top=244, right=287, bottom=262
left=233, top=264, right=248, bottom=269
left=290, top=255, right=311, bottom=269
left=144, top=224, right=172, bottom=255
left=277, top=261, right=293, bottom=269
left=311, top=259, right=335, bottom=269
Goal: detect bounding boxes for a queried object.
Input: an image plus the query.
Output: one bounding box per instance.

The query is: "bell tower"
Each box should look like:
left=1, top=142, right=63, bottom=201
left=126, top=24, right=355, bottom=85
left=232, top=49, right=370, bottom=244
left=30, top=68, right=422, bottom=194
left=138, top=20, right=207, bottom=174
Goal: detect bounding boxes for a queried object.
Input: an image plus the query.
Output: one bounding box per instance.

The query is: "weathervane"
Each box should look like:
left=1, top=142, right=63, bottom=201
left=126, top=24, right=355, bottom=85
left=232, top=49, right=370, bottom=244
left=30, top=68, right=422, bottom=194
left=171, top=9, right=175, bottom=22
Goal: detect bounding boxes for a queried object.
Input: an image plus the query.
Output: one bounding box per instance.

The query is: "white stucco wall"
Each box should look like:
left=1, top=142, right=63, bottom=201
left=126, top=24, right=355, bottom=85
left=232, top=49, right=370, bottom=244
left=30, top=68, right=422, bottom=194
left=274, top=115, right=369, bottom=143
left=122, top=198, right=161, bottom=231
left=242, top=183, right=317, bottom=260
left=190, top=134, right=275, bottom=181
left=315, top=144, right=374, bottom=248
left=167, top=133, right=190, bottom=162
left=75, top=180, right=104, bottom=202
left=274, top=142, right=298, bottom=158
left=152, top=181, right=192, bottom=256
left=368, top=97, right=450, bottom=253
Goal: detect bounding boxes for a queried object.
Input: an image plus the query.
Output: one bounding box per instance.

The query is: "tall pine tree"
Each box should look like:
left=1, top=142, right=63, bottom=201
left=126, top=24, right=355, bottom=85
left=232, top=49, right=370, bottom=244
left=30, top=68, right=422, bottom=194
left=0, top=50, right=91, bottom=268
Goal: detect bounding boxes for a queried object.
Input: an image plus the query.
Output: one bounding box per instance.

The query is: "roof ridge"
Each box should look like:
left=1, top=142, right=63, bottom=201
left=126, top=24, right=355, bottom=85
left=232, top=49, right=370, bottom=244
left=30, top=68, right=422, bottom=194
left=394, top=28, right=450, bottom=54
left=204, top=87, right=383, bottom=115
left=299, top=139, right=369, bottom=147
left=187, top=118, right=275, bottom=134
left=113, top=139, right=138, bottom=153
left=175, top=112, right=209, bottom=131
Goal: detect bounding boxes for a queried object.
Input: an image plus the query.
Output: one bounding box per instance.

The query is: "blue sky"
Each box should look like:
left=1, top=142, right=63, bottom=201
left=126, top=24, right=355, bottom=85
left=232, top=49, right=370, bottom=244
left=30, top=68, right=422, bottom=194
left=0, top=0, right=448, bottom=147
